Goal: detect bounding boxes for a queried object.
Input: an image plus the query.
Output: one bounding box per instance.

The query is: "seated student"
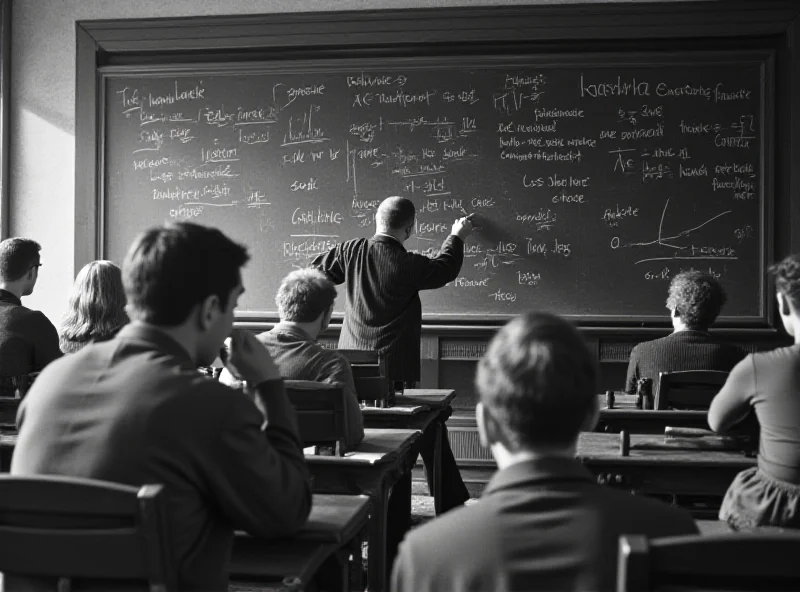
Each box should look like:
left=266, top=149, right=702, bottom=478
left=59, top=260, right=129, bottom=354
left=709, top=253, right=800, bottom=530
left=10, top=222, right=311, bottom=591
left=392, top=312, right=698, bottom=592
left=625, top=270, right=746, bottom=394
left=223, top=268, right=365, bottom=449
left=0, top=237, right=61, bottom=389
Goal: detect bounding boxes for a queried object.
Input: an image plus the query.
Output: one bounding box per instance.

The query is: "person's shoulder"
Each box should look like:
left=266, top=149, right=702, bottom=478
left=595, top=485, right=697, bottom=534
left=402, top=498, right=499, bottom=556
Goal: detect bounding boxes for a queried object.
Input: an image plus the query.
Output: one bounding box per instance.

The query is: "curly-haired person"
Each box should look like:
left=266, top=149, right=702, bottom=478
left=710, top=253, right=800, bottom=529
left=624, top=270, right=746, bottom=395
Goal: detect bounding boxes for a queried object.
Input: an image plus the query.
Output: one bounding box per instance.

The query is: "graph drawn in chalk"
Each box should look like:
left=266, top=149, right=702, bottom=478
left=611, top=198, right=737, bottom=265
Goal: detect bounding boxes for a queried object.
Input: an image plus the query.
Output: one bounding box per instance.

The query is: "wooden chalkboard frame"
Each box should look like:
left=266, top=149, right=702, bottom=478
left=75, top=1, right=800, bottom=330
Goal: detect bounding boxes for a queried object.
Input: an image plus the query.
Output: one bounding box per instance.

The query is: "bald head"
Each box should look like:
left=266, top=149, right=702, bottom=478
left=376, top=196, right=416, bottom=234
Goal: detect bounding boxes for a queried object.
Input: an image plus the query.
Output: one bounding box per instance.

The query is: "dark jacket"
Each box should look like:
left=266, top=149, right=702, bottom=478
left=0, top=289, right=61, bottom=379
left=625, top=330, right=746, bottom=394
left=391, top=456, right=698, bottom=592
left=258, top=322, right=365, bottom=449
left=10, top=323, right=311, bottom=591
left=312, top=234, right=463, bottom=381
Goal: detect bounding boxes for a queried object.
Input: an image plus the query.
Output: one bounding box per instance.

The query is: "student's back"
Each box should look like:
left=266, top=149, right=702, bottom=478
left=394, top=456, right=695, bottom=592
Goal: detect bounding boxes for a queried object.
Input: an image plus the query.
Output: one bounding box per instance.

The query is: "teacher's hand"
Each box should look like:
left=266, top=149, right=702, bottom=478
left=452, top=213, right=476, bottom=241
left=222, top=328, right=281, bottom=386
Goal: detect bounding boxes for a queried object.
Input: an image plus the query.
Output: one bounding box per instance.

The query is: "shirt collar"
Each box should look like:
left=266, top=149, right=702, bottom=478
left=271, top=322, right=315, bottom=342
left=0, top=289, right=21, bottom=306
left=116, top=322, right=196, bottom=370
left=372, top=233, right=406, bottom=249
left=483, top=456, right=594, bottom=496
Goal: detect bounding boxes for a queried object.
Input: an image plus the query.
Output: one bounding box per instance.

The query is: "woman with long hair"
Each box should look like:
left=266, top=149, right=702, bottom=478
left=59, top=260, right=129, bottom=354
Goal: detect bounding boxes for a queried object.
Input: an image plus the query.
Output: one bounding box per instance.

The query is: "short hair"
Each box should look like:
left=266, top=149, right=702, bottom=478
left=376, top=196, right=416, bottom=231
left=476, top=312, right=597, bottom=450
left=665, top=270, right=727, bottom=329
left=276, top=268, right=337, bottom=322
left=123, top=222, right=249, bottom=325
left=60, top=261, right=129, bottom=343
left=770, top=253, right=800, bottom=310
left=0, top=238, right=41, bottom=281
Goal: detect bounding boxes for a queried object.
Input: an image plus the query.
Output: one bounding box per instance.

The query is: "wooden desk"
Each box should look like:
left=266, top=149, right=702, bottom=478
left=577, top=432, right=755, bottom=497
left=306, top=428, right=420, bottom=592
left=231, top=494, right=370, bottom=591
left=362, top=389, right=456, bottom=515
left=595, top=394, right=710, bottom=434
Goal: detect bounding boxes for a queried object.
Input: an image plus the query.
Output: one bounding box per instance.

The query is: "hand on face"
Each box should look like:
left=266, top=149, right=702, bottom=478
left=222, top=328, right=281, bottom=385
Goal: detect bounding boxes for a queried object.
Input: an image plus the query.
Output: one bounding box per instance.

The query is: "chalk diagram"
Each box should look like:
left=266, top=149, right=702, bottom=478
left=613, top=198, right=736, bottom=265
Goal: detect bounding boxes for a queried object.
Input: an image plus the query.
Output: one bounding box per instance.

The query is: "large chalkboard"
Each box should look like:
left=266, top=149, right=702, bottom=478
left=101, top=52, right=771, bottom=323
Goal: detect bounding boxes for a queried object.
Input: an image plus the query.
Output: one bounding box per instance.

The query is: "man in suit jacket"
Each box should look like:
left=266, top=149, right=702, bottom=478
left=11, top=223, right=311, bottom=591
left=312, top=195, right=474, bottom=384
left=0, top=238, right=61, bottom=393
left=392, top=312, right=698, bottom=592
left=625, top=270, right=746, bottom=395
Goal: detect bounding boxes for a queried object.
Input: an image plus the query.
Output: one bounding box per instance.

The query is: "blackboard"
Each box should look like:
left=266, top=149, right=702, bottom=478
left=101, top=52, right=771, bottom=323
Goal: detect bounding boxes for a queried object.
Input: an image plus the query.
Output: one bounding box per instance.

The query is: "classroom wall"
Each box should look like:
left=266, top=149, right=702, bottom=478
left=10, top=0, right=711, bottom=323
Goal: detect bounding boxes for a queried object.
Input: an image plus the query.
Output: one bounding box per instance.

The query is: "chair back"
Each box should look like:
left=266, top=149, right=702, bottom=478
left=0, top=372, right=37, bottom=399
left=655, top=370, right=729, bottom=410
left=285, top=380, right=347, bottom=456
left=336, top=350, right=392, bottom=404
left=0, top=474, right=176, bottom=591
left=617, top=531, right=800, bottom=591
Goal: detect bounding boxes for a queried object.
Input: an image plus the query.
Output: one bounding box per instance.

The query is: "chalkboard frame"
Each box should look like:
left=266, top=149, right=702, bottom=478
left=97, top=50, right=774, bottom=325
left=75, top=1, right=800, bottom=331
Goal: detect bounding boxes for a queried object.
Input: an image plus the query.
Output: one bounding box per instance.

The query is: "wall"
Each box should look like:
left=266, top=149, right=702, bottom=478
left=10, top=0, right=710, bottom=323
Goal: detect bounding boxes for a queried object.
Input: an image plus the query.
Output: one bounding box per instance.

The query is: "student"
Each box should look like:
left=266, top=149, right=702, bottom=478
left=709, top=253, right=800, bottom=530
left=0, top=237, right=61, bottom=388
left=11, top=222, right=311, bottom=591
left=625, top=270, right=745, bottom=395
left=221, top=268, right=365, bottom=449
left=312, top=195, right=473, bottom=510
left=392, top=312, right=698, bottom=592
left=59, top=260, right=129, bottom=354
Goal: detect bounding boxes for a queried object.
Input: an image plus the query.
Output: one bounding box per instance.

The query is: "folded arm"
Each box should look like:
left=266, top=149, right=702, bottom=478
left=708, top=355, right=755, bottom=434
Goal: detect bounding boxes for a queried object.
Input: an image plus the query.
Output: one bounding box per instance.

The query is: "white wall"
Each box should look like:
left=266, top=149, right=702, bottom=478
left=10, top=0, right=704, bottom=323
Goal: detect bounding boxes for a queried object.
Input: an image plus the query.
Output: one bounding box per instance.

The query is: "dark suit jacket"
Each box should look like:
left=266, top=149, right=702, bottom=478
left=625, top=330, right=746, bottom=394
left=312, top=234, right=463, bottom=381
left=391, top=456, right=698, bottom=592
left=10, top=323, right=312, bottom=591
left=258, top=322, right=365, bottom=449
left=0, top=289, right=61, bottom=380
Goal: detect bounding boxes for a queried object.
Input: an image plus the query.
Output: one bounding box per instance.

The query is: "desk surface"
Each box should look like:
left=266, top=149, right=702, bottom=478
left=577, top=432, right=755, bottom=468
left=396, top=389, right=455, bottom=409
left=304, top=428, right=420, bottom=466
left=237, top=493, right=370, bottom=545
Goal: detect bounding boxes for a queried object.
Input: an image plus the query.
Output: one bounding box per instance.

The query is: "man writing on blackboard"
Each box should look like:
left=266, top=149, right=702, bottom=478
left=312, top=195, right=474, bottom=511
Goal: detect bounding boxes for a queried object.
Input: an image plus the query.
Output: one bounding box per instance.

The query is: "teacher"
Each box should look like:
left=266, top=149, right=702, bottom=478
left=312, top=195, right=474, bottom=388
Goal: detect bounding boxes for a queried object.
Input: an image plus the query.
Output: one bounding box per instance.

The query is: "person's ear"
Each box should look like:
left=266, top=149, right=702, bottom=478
left=477, top=402, right=504, bottom=448
left=321, top=305, right=333, bottom=332
left=778, top=291, right=791, bottom=316
left=198, top=294, right=221, bottom=331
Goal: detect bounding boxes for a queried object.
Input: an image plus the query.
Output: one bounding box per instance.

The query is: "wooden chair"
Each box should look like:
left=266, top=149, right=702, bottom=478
left=285, top=380, right=348, bottom=456
left=617, top=531, right=800, bottom=592
left=655, top=370, right=729, bottom=410
left=0, top=474, right=176, bottom=591
left=0, top=396, right=20, bottom=427
left=337, top=349, right=393, bottom=407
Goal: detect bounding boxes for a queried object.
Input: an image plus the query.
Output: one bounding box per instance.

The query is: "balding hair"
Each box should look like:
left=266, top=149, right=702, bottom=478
left=376, top=196, right=416, bottom=231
